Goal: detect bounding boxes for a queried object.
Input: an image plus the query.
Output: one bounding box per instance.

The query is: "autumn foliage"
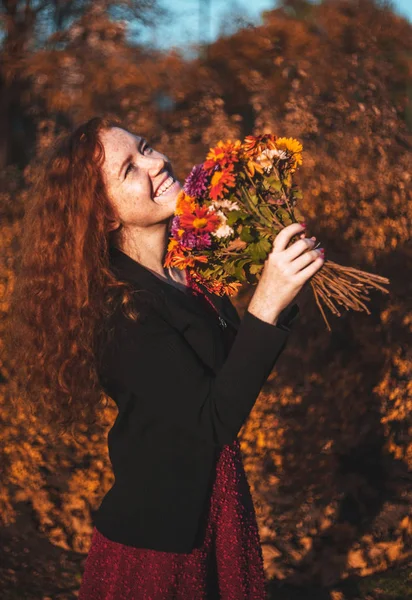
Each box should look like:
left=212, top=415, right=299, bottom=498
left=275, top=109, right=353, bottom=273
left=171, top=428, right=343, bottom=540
left=0, top=0, right=411, bottom=593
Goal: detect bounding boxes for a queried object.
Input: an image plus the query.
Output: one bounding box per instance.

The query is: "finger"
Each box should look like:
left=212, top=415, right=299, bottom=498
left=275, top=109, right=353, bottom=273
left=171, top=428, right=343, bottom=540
left=272, top=223, right=306, bottom=253
left=284, top=237, right=316, bottom=261
left=295, top=253, right=325, bottom=283
left=291, top=247, right=323, bottom=273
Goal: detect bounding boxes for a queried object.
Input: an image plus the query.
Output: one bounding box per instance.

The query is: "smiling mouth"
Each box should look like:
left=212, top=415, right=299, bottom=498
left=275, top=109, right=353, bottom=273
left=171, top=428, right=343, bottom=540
left=153, top=175, right=177, bottom=199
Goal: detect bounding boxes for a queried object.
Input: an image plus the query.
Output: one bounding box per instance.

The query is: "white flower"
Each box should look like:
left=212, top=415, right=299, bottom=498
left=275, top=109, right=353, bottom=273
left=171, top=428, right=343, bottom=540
left=257, top=148, right=288, bottom=162
left=210, top=199, right=240, bottom=212
left=255, top=148, right=288, bottom=173
left=212, top=223, right=234, bottom=239
left=210, top=210, right=234, bottom=239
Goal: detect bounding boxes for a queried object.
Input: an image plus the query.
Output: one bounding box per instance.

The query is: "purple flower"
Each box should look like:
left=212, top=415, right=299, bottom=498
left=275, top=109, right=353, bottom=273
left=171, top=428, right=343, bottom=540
left=170, top=215, right=181, bottom=238
left=195, top=232, right=212, bottom=250
left=180, top=231, right=197, bottom=248
left=183, top=164, right=209, bottom=198
left=180, top=231, right=212, bottom=250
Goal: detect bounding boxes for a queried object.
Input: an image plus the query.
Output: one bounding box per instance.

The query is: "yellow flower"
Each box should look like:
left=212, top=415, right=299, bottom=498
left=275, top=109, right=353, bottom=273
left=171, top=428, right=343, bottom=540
left=275, top=137, right=303, bottom=171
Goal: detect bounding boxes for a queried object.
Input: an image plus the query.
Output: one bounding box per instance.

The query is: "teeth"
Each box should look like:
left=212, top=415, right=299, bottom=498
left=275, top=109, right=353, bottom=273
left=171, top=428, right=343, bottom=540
left=154, top=176, right=175, bottom=198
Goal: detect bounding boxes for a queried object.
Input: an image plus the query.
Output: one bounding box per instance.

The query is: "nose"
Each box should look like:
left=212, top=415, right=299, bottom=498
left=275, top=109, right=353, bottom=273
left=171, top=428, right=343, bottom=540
left=147, top=152, right=168, bottom=177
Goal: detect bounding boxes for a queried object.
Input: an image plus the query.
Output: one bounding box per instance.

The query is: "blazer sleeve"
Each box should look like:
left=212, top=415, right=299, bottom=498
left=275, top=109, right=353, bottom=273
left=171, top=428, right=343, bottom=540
left=99, top=305, right=299, bottom=448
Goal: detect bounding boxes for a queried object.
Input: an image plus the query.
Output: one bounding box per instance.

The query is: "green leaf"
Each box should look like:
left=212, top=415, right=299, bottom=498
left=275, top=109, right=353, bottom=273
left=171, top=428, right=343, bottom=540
left=226, top=210, right=248, bottom=225
left=277, top=208, right=291, bottom=222
left=234, top=265, right=246, bottom=281
left=266, top=175, right=281, bottom=187
left=240, top=226, right=254, bottom=242
left=249, top=193, right=258, bottom=206
left=283, top=172, right=292, bottom=188
left=248, top=237, right=272, bottom=261
left=222, top=261, right=236, bottom=275
left=269, top=179, right=283, bottom=192
left=259, top=206, right=274, bottom=223
left=233, top=258, right=250, bottom=282
left=249, top=263, right=263, bottom=275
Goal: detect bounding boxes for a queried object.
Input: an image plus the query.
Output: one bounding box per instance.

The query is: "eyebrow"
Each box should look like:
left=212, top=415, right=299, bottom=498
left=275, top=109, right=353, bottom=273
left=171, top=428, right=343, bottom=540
left=118, top=137, right=146, bottom=178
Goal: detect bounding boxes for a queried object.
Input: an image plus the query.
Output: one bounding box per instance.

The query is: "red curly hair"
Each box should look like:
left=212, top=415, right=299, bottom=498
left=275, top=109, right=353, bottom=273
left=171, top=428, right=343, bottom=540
left=4, top=116, right=151, bottom=440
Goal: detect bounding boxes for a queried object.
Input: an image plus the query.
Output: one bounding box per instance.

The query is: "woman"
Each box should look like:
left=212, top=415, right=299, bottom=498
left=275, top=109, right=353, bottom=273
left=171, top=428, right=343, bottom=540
left=6, top=116, right=324, bottom=599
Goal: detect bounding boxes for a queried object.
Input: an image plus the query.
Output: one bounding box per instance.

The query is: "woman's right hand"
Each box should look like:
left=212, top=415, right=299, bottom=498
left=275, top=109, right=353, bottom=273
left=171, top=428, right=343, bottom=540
left=247, top=223, right=325, bottom=325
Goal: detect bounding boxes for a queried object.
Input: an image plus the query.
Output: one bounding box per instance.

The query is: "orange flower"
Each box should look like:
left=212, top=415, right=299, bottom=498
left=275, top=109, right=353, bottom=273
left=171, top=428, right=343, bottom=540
left=203, top=140, right=241, bottom=172
left=209, top=166, right=236, bottom=201
left=243, top=158, right=264, bottom=178
left=166, top=238, right=180, bottom=252
left=164, top=241, right=184, bottom=269
left=208, top=279, right=242, bottom=296
left=241, top=134, right=278, bottom=159
left=171, top=254, right=195, bottom=269
left=179, top=205, right=221, bottom=233
left=168, top=254, right=209, bottom=270
left=189, top=270, right=242, bottom=296
left=175, top=190, right=196, bottom=216
left=166, top=253, right=195, bottom=269
left=224, top=281, right=242, bottom=295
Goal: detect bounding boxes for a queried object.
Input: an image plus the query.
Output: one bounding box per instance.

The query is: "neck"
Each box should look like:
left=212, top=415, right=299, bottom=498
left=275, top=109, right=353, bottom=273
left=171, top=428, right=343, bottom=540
left=113, top=218, right=187, bottom=286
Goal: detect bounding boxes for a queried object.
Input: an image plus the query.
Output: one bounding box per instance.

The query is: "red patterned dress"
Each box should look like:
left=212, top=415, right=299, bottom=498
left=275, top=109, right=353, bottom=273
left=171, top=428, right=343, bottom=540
left=78, top=275, right=267, bottom=600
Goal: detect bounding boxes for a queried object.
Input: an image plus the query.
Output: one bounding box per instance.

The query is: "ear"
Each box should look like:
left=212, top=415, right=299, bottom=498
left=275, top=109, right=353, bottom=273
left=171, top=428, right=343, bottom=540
left=107, top=220, right=121, bottom=232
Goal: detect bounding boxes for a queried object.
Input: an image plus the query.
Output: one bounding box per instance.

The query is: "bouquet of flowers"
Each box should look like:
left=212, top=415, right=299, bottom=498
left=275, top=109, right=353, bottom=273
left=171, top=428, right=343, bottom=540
left=164, top=134, right=390, bottom=331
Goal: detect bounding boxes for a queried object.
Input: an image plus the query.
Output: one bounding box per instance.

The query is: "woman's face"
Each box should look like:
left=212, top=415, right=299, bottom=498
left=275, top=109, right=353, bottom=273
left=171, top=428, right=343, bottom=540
left=99, top=127, right=182, bottom=231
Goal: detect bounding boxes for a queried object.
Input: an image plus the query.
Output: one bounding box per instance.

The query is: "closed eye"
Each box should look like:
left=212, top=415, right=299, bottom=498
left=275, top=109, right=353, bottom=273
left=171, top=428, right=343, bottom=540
left=125, top=162, right=135, bottom=177
left=124, top=141, right=153, bottom=178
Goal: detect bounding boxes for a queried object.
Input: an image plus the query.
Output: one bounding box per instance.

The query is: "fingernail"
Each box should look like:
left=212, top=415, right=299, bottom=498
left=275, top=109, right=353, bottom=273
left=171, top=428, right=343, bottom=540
left=319, top=248, right=325, bottom=254
left=300, top=222, right=307, bottom=228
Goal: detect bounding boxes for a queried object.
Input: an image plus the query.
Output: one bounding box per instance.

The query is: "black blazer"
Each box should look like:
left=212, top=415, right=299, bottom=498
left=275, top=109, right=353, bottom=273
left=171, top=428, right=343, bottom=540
left=92, top=245, right=300, bottom=553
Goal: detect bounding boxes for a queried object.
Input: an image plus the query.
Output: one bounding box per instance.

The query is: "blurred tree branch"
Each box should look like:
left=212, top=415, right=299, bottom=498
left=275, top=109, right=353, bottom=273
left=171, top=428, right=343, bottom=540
left=0, top=0, right=167, bottom=168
